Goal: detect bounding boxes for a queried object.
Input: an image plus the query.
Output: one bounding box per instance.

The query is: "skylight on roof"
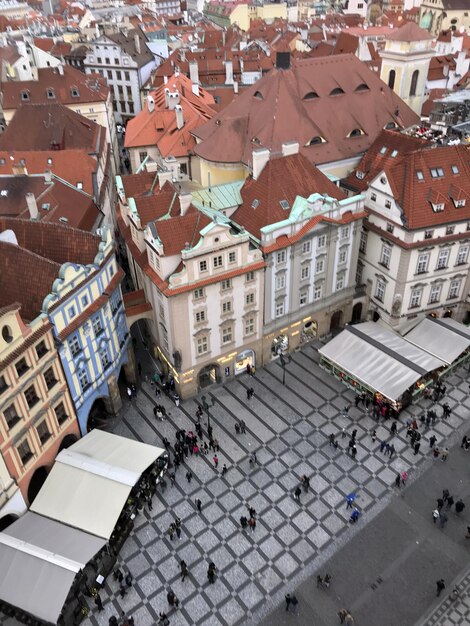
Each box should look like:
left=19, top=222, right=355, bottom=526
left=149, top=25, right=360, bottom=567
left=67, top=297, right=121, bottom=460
left=279, top=200, right=290, bottom=210
left=252, top=199, right=259, bottom=209
left=430, top=167, right=444, bottom=178
left=416, top=170, right=424, bottom=181
left=391, top=150, right=398, bottom=158
left=379, top=146, right=387, bottom=155
left=451, top=165, right=459, bottom=174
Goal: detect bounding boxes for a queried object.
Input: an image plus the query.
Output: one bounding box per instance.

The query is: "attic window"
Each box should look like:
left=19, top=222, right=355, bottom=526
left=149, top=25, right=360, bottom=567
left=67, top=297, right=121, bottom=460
left=0, top=159, right=4, bottom=166
left=379, top=146, right=387, bottom=155
left=303, top=91, right=319, bottom=100
left=20, top=91, right=29, bottom=101
left=430, top=167, right=444, bottom=178
left=252, top=199, right=259, bottom=209
left=215, top=119, right=221, bottom=125
left=416, top=170, right=424, bottom=181
left=391, top=150, right=398, bottom=158
left=46, top=88, right=55, bottom=99
left=355, top=83, right=369, bottom=92
left=356, top=170, right=365, bottom=180
left=76, top=182, right=83, bottom=190
left=253, top=90, right=263, bottom=100
left=41, top=203, right=50, bottom=210
left=431, top=202, right=445, bottom=212
left=279, top=200, right=290, bottom=210
left=454, top=198, right=466, bottom=208
left=385, top=122, right=397, bottom=130
left=306, top=136, right=325, bottom=146
left=329, top=87, right=345, bottom=96
left=71, top=87, right=80, bottom=97
left=348, top=128, right=364, bottom=138
left=252, top=137, right=260, bottom=144
left=451, top=165, right=459, bottom=174
left=47, top=158, right=52, bottom=165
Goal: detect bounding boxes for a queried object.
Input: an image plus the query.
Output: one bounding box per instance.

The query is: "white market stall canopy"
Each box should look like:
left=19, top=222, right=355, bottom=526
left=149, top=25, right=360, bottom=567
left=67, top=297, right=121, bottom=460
left=0, top=512, right=105, bottom=625
left=31, top=430, right=166, bottom=539
left=404, top=317, right=470, bottom=364
left=318, top=322, right=446, bottom=402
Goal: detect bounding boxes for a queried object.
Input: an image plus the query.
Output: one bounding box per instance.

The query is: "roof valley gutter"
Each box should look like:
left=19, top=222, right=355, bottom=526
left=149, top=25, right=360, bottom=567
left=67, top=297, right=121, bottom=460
left=345, top=324, right=427, bottom=376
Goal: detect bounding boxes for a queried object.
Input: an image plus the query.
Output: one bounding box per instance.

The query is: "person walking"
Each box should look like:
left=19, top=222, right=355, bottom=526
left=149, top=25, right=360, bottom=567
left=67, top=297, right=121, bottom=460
left=437, top=498, right=444, bottom=511
left=455, top=499, right=465, bottom=514
left=167, top=524, right=175, bottom=541
left=180, top=560, right=188, bottom=581
left=222, top=464, right=228, bottom=476
left=249, top=516, right=256, bottom=533
left=441, top=448, right=449, bottom=462
left=446, top=495, right=454, bottom=510
left=186, top=470, right=193, bottom=483
left=414, top=442, right=421, bottom=455
left=395, top=473, right=401, bottom=488
left=94, top=594, right=104, bottom=612
left=240, top=420, right=246, bottom=434
left=195, top=498, right=202, bottom=513
left=167, top=589, right=179, bottom=608
left=213, top=454, right=219, bottom=468
left=175, top=517, right=182, bottom=539
left=346, top=495, right=355, bottom=509
left=240, top=515, right=248, bottom=529
left=390, top=421, right=398, bottom=436
left=294, top=486, right=302, bottom=502
left=432, top=509, right=440, bottom=524
left=125, top=573, right=133, bottom=588
left=207, top=562, right=216, bottom=584
left=401, top=471, right=408, bottom=485
left=389, top=444, right=396, bottom=459
left=461, top=435, right=468, bottom=449
left=439, top=513, right=448, bottom=529
left=285, top=594, right=292, bottom=611
left=429, top=435, right=437, bottom=449
left=338, top=608, right=349, bottom=623
left=436, top=579, right=446, bottom=596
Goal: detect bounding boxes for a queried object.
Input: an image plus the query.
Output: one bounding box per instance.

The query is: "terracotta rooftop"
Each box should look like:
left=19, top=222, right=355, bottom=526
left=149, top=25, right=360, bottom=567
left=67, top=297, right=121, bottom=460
left=155, top=207, right=212, bottom=256
left=121, top=171, right=160, bottom=198
left=428, top=54, right=457, bottom=82
left=385, top=21, right=434, bottom=42
left=192, top=53, right=419, bottom=167
left=1, top=65, right=109, bottom=110
left=342, top=129, right=429, bottom=192
left=233, top=153, right=346, bottom=240
left=0, top=103, right=103, bottom=154
left=379, top=145, right=470, bottom=229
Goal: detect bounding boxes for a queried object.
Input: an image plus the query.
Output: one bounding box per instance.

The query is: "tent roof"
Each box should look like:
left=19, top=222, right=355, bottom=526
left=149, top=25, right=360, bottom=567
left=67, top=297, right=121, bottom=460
left=404, top=317, right=470, bottom=364
left=318, top=321, right=445, bottom=401
left=0, top=512, right=105, bottom=624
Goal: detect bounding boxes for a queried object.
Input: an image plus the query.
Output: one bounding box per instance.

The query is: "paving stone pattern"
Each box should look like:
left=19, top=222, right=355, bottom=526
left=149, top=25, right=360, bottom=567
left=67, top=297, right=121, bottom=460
left=72, top=346, right=470, bottom=625
left=417, top=568, right=470, bottom=626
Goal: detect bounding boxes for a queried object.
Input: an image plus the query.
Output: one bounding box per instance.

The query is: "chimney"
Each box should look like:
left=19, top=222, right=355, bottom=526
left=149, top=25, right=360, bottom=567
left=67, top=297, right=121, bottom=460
left=44, top=169, right=52, bottom=182
left=275, top=51, right=290, bottom=70
left=25, top=192, right=38, bottom=219
left=175, top=104, right=184, bottom=129
left=168, top=92, right=180, bottom=110
left=12, top=162, right=27, bottom=176
left=134, top=32, right=141, bottom=55
left=158, top=168, right=173, bottom=187
left=191, top=82, right=200, bottom=97
left=147, top=94, right=155, bottom=112
left=179, top=191, right=192, bottom=215
left=233, top=80, right=239, bottom=94
left=164, top=87, right=170, bottom=108
left=57, top=64, right=64, bottom=76
left=189, top=59, right=199, bottom=85
left=225, top=59, right=234, bottom=84
left=252, top=148, right=270, bottom=180
left=163, top=75, right=168, bottom=84
left=282, top=141, right=299, bottom=156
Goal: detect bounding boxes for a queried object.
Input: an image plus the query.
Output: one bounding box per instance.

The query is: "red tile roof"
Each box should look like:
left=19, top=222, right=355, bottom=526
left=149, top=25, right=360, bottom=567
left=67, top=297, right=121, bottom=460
left=233, top=153, right=346, bottom=240
left=386, top=21, right=434, bottom=42
left=192, top=54, right=419, bottom=168
left=154, top=207, right=212, bottom=256
left=381, top=144, right=470, bottom=229
left=428, top=54, right=456, bottom=81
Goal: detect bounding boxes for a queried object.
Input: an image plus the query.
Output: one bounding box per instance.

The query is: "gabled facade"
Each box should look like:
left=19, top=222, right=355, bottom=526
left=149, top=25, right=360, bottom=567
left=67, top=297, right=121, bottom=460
left=419, top=0, right=470, bottom=35
left=359, top=144, right=470, bottom=328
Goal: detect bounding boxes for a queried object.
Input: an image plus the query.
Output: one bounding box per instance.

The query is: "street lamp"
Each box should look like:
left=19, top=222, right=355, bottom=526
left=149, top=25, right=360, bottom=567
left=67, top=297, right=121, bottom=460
left=279, top=353, right=292, bottom=386
left=201, top=394, right=215, bottom=437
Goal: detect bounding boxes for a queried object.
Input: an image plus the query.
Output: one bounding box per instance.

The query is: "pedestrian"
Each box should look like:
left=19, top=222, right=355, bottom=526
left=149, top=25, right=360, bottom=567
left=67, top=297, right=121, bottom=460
left=167, top=589, right=179, bottom=608
left=461, top=435, right=468, bottom=449
left=94, top=594, right=104, bottom=612
left=414, top=442, right=421, bottom=455
left=119, top=583, right=127, bottom=598
left=186, top=470, right=193, bottom=483
left=329, top=433, right=336, bottom=446
left=125, top=573, right=133, bottom=587
left=380, top=440, right=386, bottom=453
left=338, top=608, right=349, bottom=623
left=441, top=448, right=449, bottom=462
left=346, top=495, right=355, bottom=509
left=401, top=471, right=408, bottom=485
left=344, top=613, right=354, bottom=625
left=294, top=486, right=302, bottom=502
left=180, top=560, right=188, bottom=581
left=302, top=475, right=310, bottom=492
left=433, top=447, right=440, bottom=459
left=246, top=363, right=251, bottom=376
left=240, top=515, right=248, bottom=529
left=350, top=508, right=360, bottom=523
left=429, top=435, right=437, bottom=449
left=175, top=517, right=182, bottom=539
left=351, top=429, right=357, bottom=441
left=436, top=579, right=446, bottom=596
left=437, top=498, right=444, bottom=511
left=109, top=617, right=118, bottom=626
left=113, top=567, right=123, bottom=581
left=390, top=421, right=397, bottom=436
left=439, top=513, right=448, bottom=529
left=207, top=562, right=216, bottom=584
left=249, top=516, right=256, bottom=533
left=446, top=495, right=454, bottom=509
left=240, top=420, right=246, bottom=433
left=466, top=525, right=470, bottom=539
left=285, top=594, right=291, bottom=611
left=455, top=499, right=465, bottom=514
left=213, top=454, right=219, bottom=468
left=195, top=498, right=202, bottom=513
left=126, top=386, right=132, bottom=401
left=351, top=444, right=357, bottom=459
left=168, top=524, right=175, bottom=541
left=371, top=429, right=377, bottom=442
left=389, top=444, right=395, bottom=459
left=395, top=473, right=401, bottom=488
left=235, top=423, right=240, bottom=435
left=158, top=612, right=169, bottom=625
left=432, top=509, right=439, bottom=524
left=222, top=464, right=228, bottom=476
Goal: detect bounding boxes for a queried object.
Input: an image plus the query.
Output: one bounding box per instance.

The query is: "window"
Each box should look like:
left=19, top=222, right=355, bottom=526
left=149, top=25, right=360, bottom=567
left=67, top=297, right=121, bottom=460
left=446, top=226, right=455, bottom=235
left=0, top=375, right=8, bottom=394
left=409, top=69, right=419, bottom=97
left=356, top=263, right=364, bottom=285
left=81, top=295, right=89, bottom=307
left=314, top=284, right=322, bottom=300
left=197, top=336, right=208, bottom=355
left=448, top=279, right=461, bottom=299
left=222, top=326, right=232, bottom=344
left=339, top=249, right=348, bottom=264
left=409, top=288, right=422, bottom=309
left=221, top=279, right=232, bottom=291
left=199, top=260, right=207, bottom=273
left=213, top=255, right=223, bottom=268
left=21, top=90, right=30, bottom=101
left=124, top=71, right=130, bottom=81
left=457, top=245, right=469, bottom=265
left=315, top=258, right=325, bottom=273
left=194, top=287, right=204, bottom=299
left=244, top=317, right=255, bottom=335
left=340, top=227, right=349, bottom=239
left=3, top=405, right=20, bottom=429
left=386, top=223, right=394, bottom=234
left=454, top=199, right=466, bottom=208
left=246, top=271, right=255, bottom=282
left=35, top=341, right=48, bottom=359
left=436, top=249, right=449, bottom=269
left=43, top=367, right=57, bottom=391
left=429, top=284, right=442, bottom=304
left=302, top=241, right=311, bottom=254
left=336, top=275, right=344, bottom=290
left=430, top=167, right=444, bottom=179
left=370, top=193, right=377, bottom=202
left=78, top=367, right=89, bottom=392
left=424, top=230, right=434, bottom=240
left=100, top=347, right=110, bottom=369
left=275, top=301, right=285, bottom=317
left=68, top=306, right=76, bottom=319
left=139, top=151, right=148, bottom=164
left=116, top=70, right=122, bottom=80
left=432, top=203, right=444, bottom=213
left=17, top=439, right=33, bottom=465
left=246, top=293, right=255, bottom=305
left=24, top=385, right=39, bottom=409
left=276, top=250, right=286, bottom=264
left=222, top=301, right=232, bottom=313
left=301, top=265, right=310, bottom=280
left=228, top=251, right=236, bottom=264
left=195, top=310, right=206, bottom=323
left=92, top=315, right=103, bottom=336
left=275, top=274, right=286, bottom=290
left=46, top=88, right=55, bottom=99
left=159, top=304, right=165, bottom=319
left=451, top=165, right=459, bottom=174
left=37, top=420, right=51, bottom=445
left=54, top=402, right=68, bottom=425
left=69, top=335, right=81, bottom=356
left=359, top=231, right=367, bottom=253
left=416, top=170, right=424, bottom=181
left=317, top=235, right=326, bottom=248
left=385, top=200, right=392, bottom=209
left=416, top=253, right=429, bottom=274
left=380, top=245, right=391, bottom=268
left=15, top=357, right=29, bottom=377
left=388, top=69, right=395, bottom=89
left=375, top=279, right=386, bottom=302
left=299, top=290, right=308, bottom=306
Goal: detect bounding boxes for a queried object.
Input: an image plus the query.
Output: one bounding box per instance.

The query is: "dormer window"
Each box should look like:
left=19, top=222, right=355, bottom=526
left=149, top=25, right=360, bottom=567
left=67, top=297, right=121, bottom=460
left=305, top=136, right=325, bottom=146
left=431, top=202, right=444, bottom=212
left=384, top=122, right=397, bottom=130
left=303, top=91, right=319, bottom=100
left=253, top=90, right=263, bottom=100
left=355, top=83, right=369, bottom=92
left=356, top=170, right=365, bottom=180
left=71, top=87, right=80, bottom=97
left=46, top=88, right=55, bottom=99
left=348, top=128, right=364, bottom=138
left=76, top=182, right=83, bottom=190
left=20, top=90, right=29, bottom=101
left=454, top=198, right=466, bottom=208
left=329, top=87, right=345, bottom=96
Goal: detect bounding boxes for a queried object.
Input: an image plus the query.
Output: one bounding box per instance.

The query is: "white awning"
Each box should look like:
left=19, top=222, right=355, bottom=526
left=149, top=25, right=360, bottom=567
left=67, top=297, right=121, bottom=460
left=319, top=322, right=445, bottom=402
left=0, top=513, right=105, bottom=624
left=404, top=317, right=470, bottom=364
